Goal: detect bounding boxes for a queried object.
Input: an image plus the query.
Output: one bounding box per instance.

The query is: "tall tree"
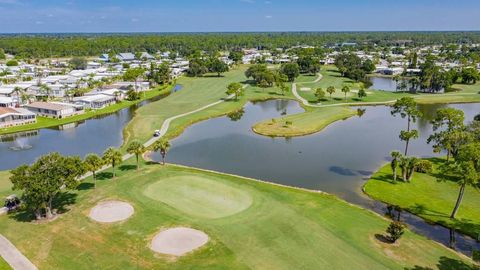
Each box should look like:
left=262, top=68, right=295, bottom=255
left=10, top=153, right=85, bottom=220
left=326, top=86, right=336, bottom=99
left=341, top=85, right=350, bottom=101
left=315, top=88, right=325, bottom=102
left=427, top=108, right=467, bottom=161
left=126, top=141, right=146, bottom=170
left=102, top=147, right=123, bottom=178
left=208, top=58, right=229, bottom=77
left=226, top=82, right=244, bottom=101
left=279, top=63, right=300, bottom=82
left=83, top=154, right=104, bottom=188
left=439, top=143, right=480, bottom=219
left=123, top=67, right=145, bottom=92
left=152, top=139, right=171, bottom=165
left=391, top=97, right=422, bottom=155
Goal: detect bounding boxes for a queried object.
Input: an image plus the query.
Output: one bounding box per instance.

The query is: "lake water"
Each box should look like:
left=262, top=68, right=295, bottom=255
left=0, top=95, right=166, bottom=170
left=149, top=100, right=480, bottom=254
left=369, top=77, right=399, bottom=91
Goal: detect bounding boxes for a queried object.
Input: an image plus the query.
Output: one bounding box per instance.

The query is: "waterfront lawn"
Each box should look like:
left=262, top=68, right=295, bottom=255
left=252, top=106, right=356, bottom=137
left=296, top=66, right=480, bottom=105
left=0, top=85, right=171, bottom=136
left=0, top=160, right=474, bottom=269
left=364, top=158, right=480, bottom=239
left=123, top=65, right=294, bottom=147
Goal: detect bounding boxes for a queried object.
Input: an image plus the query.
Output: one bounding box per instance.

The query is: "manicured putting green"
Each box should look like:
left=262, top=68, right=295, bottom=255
left=143, top=175, right=253, bottom=219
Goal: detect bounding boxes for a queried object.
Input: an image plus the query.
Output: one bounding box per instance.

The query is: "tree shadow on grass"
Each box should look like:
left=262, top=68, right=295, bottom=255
left=374, top=233, right=392, bottom=244
left=9, top=192, right=77, bottom=223
left=119, top=164, right=136, bottom=171
left=96, top=172, right=113, bottom=180
left=405, top=256, right=479, bottom=270
left=77, top=182, right=94, bottom=191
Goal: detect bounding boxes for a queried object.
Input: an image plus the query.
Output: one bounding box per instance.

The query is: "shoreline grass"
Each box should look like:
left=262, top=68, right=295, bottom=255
left=364, top=158, right=480, bottom=239
left=252, top=106, right=356, bottom=137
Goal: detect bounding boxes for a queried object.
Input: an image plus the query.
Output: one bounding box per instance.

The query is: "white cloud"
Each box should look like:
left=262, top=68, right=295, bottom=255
left=265, top=15, right=272, bottom=19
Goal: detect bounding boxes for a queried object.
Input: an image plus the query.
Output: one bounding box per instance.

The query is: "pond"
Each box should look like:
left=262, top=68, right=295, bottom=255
left=369, top=76, right=399, bottom=91
left=149, top=100, right=480, bottom=255
left=0, top=95, right=166, bottom=170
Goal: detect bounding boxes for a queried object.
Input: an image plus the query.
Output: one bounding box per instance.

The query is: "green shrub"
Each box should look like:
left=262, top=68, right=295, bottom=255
left=415, top=160, right=433, bottom=173
left=386, top=221, right=405, bottom=243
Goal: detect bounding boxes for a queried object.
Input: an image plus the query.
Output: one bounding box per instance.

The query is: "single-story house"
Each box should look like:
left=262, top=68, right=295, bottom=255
left=24, top=102, right=82, bottom=118
left=0, top=97, right=16, bottom=108
left=74, top=94, right=116, bottom=109
left=0, top=107, right=36, bottom=128
left=87, top=62, right=102, bottom=69
left=111, top=81, right=150, bottom=91
left=140, top=52, right=155, bottom=60
left=117, top=53, right=135, bottom=62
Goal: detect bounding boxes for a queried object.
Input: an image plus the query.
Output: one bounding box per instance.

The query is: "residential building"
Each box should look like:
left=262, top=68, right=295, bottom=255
left=0, top=107, right=36, bottom=128
left=24, top=102, right=82, bottom=118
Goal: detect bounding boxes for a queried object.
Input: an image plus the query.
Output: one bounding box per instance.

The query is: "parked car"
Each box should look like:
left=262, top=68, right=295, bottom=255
left=153, top=130, right=161, bottom=137
left=4, top=195, right=21, bottom=212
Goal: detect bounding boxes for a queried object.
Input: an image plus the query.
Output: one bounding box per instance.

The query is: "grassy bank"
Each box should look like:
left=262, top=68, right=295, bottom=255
left=252, top=106, right=356, bottom=137
left=296, top=66, right=480, bottom=106
left=0, top=159, right=474, bottom=269
left=123, top=65, right=295, bottom=147
left=0, top=85, right=172, bottom=136
left=364, top=158, right=480, bottom=239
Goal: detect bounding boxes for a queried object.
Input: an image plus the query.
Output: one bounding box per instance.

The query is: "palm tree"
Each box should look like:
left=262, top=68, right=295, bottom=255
left=326, top=86, right=336, bottom=99
left=40, top=84, right=52, bottom=100
left=83, top=154, right=104, bottom=188
left=341, top=85, right=350, bottom=102
left=12, top=86, right=23, bottom=106
left=102, top=147, right=123, bottom=179
left=127, top=140, right=146, bottom=170
left=390, top=151, right=402, bottom=182
left=152, top=139, right=171, bottom=165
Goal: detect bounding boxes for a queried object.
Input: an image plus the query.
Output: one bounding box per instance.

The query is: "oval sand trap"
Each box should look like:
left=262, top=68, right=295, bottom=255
left=89, top=201, right=134, bottom=223
left=150, top=227, right=208, bottom=256
left=143, top=175, right=253, bottom=219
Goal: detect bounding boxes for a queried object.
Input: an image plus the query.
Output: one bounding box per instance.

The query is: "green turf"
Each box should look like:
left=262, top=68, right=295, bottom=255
left=0, top=159, right=474, bottom=269
left=364, top=158, right=480, bottom=239
left=0, top=257, right=11, bottom=270
left=252, top=106, right=356, bottom=137
left=143, top=175, right=253, bottom=219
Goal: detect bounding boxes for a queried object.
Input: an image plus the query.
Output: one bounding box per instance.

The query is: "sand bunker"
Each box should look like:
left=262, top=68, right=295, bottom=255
left=150, top=227, right=209, bottom=256
left=89, top=201, right=134, bottom=223
left=300, top=87, right=311, bottom=91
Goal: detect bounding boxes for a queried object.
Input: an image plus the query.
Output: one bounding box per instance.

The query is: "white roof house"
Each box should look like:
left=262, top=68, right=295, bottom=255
left=0, top=96, right=16, bottom=107
left=117, top=53, right=135, bottom=62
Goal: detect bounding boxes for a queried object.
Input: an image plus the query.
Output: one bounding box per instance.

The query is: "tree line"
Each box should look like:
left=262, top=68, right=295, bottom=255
left=2, top=32, right=480, bottom=58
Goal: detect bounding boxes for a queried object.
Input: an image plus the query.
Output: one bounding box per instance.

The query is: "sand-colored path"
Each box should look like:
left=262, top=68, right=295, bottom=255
left=150, top=227, right=209, bottom=256
left=0, top=234, right=37, bottom=270
left=89, top=201, right=134, bottom=223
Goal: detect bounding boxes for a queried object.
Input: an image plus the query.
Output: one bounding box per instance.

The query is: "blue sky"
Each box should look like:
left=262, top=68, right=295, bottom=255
left=0, top=0, right=479, bottom=33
